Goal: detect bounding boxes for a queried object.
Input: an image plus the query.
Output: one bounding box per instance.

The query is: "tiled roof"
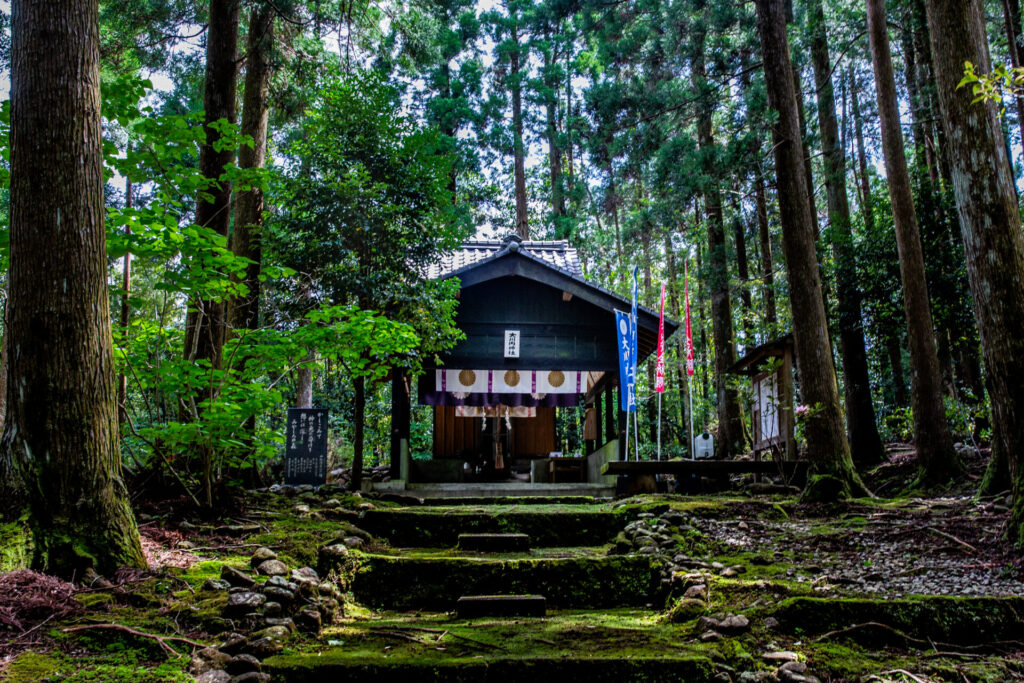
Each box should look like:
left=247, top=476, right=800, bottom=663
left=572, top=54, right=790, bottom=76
left=427, top=236, right=582, bottom=279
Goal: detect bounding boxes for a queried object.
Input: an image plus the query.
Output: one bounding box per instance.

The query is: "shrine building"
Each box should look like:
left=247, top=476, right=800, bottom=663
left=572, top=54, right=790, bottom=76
left=383, top=234, right=678, bottom=496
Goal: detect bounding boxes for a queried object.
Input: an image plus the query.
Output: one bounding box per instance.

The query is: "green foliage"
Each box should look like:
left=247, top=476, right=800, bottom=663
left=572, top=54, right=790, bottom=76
left=268, top=69, right=468, bottom=366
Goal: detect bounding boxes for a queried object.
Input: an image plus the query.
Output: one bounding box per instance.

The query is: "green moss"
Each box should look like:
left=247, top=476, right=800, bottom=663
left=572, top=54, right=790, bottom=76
left=774, top=596, right=1024, bottom=644
left=0, top=517, right=32, bottom=571
left=2, top=652, right=68, bottom=683
left=265, top=608, right=717, bottom=681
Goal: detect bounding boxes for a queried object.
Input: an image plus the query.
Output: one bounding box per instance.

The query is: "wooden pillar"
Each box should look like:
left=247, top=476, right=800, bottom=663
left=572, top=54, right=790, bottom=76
left=390, top=369, right=410, bottom=478
left=617, top=380, right=627, bottom=461
left=604, top=379, right=615, bottom=442
left=594, top=388, right=603, bottom=446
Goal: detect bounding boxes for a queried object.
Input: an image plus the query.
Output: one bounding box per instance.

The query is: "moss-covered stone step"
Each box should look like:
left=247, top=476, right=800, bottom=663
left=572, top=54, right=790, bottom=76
left=264, top=654, right=715, bottom=682
left=773, top=596, right=1024, bottom=644
left=456, top=594, right=547, bottom=617
left=457, top=533, right=530, bottom=552
left=342, top=554, right=662, bottom=610
left=356, top=508, right=624, bottom=547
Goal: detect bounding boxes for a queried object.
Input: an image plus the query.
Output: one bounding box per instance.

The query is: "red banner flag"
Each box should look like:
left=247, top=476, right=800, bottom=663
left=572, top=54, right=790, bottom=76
left=655, top=283, right=666, bottom=392
left=684, top=262, right=695, bottom=376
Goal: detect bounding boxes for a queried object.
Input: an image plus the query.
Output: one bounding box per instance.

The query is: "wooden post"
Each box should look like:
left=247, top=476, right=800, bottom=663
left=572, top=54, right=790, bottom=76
left=782, top=347, right=796, bottom=460
left=390, top=369, right=409, bottom=479
left=594, top=388, right=603, bottom=446
left=605, top=379, right=615, bottom=442
left=617, top=380, right=627, bottom=461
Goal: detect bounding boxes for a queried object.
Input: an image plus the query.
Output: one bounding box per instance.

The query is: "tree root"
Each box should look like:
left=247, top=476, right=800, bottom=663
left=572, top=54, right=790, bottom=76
left=62, top=624, right=206, bottom=658
left=813, top=621, right=1023, bottom=655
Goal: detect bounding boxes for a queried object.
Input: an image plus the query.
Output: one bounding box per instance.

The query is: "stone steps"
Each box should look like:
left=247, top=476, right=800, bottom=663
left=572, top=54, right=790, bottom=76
left=264, top=654, right=716, bottom=682
left=355, top=508, right=626, bottom=548
left=456, top=594, right=547, bottom=617
left=457, top=533, right=531, bottom=552
left=332, top=552, right=662, bottom=610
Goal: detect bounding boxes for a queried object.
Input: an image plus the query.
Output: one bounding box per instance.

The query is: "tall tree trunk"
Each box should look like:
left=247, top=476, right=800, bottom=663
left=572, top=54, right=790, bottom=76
left=809, top=0, right=885, bottom=468
left=296, top=352, right=314, bottom=409
left=693, top=35, right=747, bottom=458
left=5, top=0, right=146, bottom=576
left=884, top=334, right=908, bottom=407
left=184, top=0, right=240, bottom=365
left=0, top=284, right=19, bottom=516
left=544, top=49, right=565, bottom=224
left=511, top=23, right=528, bottom=239
left=755, top=0, right=866, bottom=500
left=754, top=165, right=778, bottom=333
left=231, top=7, right=273, bottom=333
left=924, top=0, right=1024, bottom=544
left=1001, top=0, right=1024, bottom=162
left=850, top=67, right=875, bottom=232
left=866, top=0, right=959, bottom=485
left=730, top=199, right=753, bottom=343
left=183, top=0, right=240, bottom=508
left=349, top=375, right=366, bottom=492
left=118, top=178, right=132, bottom=426
left=899, top=13, right=929, bottom=172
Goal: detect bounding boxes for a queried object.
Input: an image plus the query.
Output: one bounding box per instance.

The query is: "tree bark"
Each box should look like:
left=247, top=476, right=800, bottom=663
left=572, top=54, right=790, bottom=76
left=184, top=0, right=239, bottom=368
left=924, top=0, right=1024, bottom=544
left=231, top=6, right=273, bottom=333
left=754, top=165, right=778, bottom=333
left=809, top=0, right=885, bottom=468
left=183, top=0, right=239, bottom=508
left=1001, top=0, right=1024, bottom=163
left=511, top=20, right=528, bottom=239
left=867, top=0, right=959, bottom=485
left=755, top=0, right=866, bottom=500
left=118, top=178, right=132, bottom=426
left=349, top=375, right=366, bottom=492
left=693, top=35, right=747, bottom=458
left=886, top=334, right=909, bottom=407
left=296, top=352, right=314, bottom=409
left=850, top=67, right=875, bottom=233
left=5, top=0, right=146, bottom=576
left=730, top=199, right=753, bottom=342
left=544, top=48, right=565, bottom=223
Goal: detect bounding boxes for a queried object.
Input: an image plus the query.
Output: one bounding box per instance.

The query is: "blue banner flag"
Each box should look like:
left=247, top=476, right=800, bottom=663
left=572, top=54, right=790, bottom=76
left=615, top=310, right=637, bottom=412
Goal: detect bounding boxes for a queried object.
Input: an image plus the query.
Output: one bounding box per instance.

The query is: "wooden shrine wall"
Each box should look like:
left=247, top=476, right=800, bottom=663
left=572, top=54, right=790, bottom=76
left=432, top=406, right=556, bottom=458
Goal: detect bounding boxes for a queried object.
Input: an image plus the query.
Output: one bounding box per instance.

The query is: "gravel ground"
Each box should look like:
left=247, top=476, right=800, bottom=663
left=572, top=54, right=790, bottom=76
left=689, top=496, right=1024, bottom=597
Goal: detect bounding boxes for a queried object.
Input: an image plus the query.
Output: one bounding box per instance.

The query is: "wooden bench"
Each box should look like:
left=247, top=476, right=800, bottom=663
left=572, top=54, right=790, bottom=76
left=601, top=459, right=808, bottom=487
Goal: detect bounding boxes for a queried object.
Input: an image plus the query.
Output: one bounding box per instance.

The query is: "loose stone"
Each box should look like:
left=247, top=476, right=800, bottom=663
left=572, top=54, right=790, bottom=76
left=249, top=547, right=278, bottom=567
left=256, top=559, right=289, bottom=577
left=224, top=592, right=266, bottom=615
left=683, top=584, right=708, bottom=600
left=231, top=673, right=271, bottom=683
left=763, top=651, right=799, bottom=662
left=225, top=654, right=261, bottom=675
left=221, top=565, right=255, bottom=588
left=190, top=647, right=232, bottom=676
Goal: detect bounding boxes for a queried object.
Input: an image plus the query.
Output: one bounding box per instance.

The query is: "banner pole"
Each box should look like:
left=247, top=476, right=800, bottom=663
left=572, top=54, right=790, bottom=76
left=623, top=393, right=630, bottom=461
left=634, top=409, right=640, bottom=461
left=689, top=385, right=695, bottom=461
left=657, top=393, right=662, bottom=460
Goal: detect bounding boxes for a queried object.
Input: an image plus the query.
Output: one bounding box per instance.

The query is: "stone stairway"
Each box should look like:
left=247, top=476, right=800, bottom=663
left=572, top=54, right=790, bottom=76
left=262, top=499, right=719, bottom=682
